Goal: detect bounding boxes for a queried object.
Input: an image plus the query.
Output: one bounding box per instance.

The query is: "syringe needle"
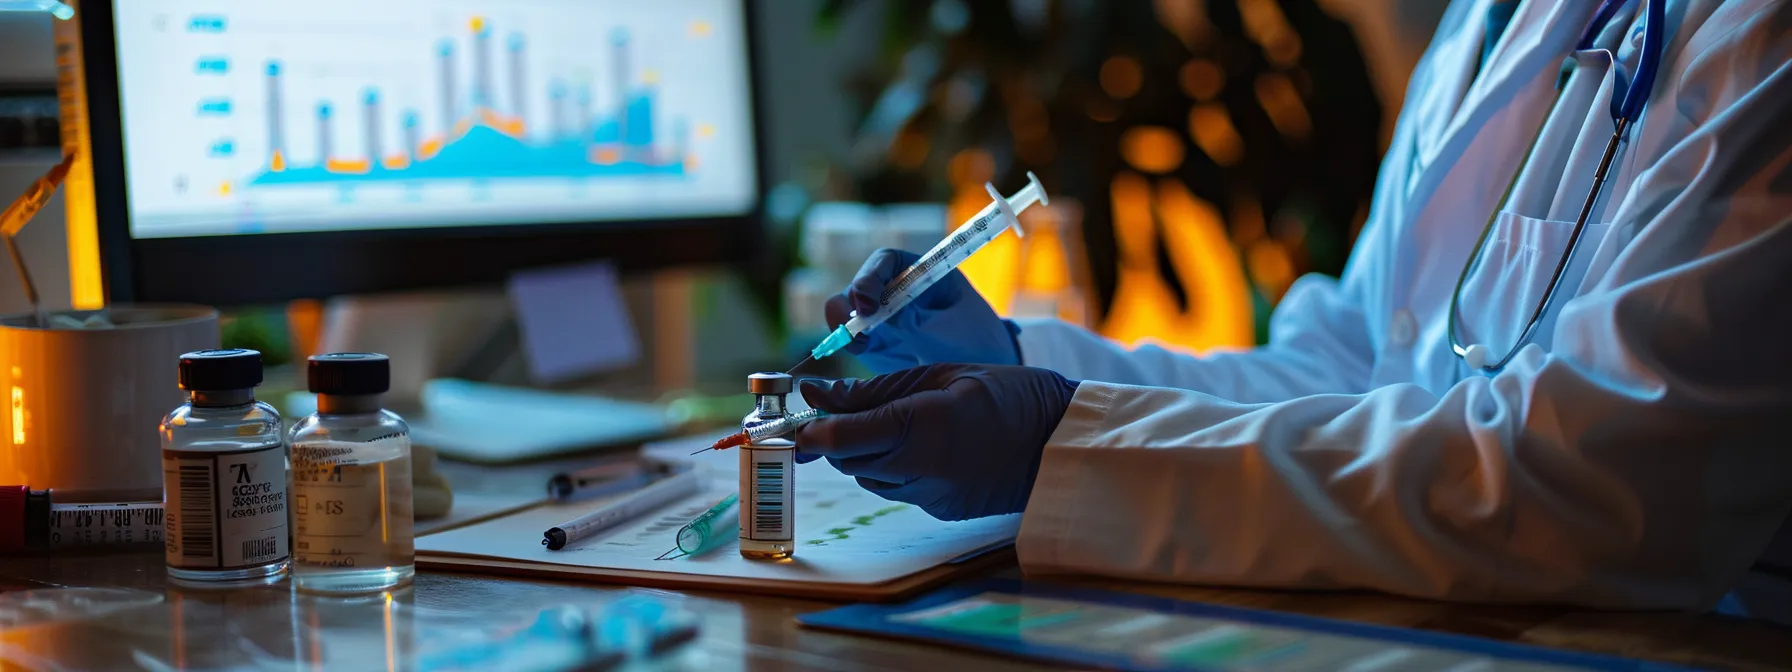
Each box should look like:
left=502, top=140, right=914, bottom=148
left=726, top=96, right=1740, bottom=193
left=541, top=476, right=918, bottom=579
left=785, top=354, right=813, bottom=375
left=691, top=409, right=826, bottom=455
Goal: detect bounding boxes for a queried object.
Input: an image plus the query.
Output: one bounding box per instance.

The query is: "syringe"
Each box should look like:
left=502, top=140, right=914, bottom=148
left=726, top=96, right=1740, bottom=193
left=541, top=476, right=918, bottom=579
left=654, top=493, right=739, bottom=560
left=691, top=408, right=828, bottom=454
left=799, top=173, right=1049, bottom=365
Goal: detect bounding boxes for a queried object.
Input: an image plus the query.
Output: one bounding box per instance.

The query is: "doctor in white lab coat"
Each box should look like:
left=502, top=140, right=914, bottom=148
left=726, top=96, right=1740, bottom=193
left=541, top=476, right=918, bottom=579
left=795, top=0, right=1792, bottom=612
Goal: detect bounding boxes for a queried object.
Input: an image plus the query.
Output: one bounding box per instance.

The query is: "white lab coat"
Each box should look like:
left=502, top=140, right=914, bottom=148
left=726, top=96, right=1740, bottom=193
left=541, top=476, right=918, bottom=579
left=1014, top=0, right=1792, bottom=611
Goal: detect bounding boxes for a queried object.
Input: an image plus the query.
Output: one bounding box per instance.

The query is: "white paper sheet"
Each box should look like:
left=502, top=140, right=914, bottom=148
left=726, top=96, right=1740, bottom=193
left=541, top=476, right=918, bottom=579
left=417, top=450, right=1020, bottom=586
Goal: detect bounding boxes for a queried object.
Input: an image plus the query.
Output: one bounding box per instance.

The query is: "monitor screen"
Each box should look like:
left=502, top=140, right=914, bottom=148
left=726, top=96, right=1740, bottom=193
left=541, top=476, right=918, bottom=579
left=108, top=0, right=758, bottom=239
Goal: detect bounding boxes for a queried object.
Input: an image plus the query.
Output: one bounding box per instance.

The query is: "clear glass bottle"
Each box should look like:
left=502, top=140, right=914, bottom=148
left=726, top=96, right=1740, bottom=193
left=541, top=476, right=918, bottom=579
left=739, top=372, right=795, bottom=560
left=289, top=353, right=415, bottom=594
left=160, top=349, right=290, bottom=584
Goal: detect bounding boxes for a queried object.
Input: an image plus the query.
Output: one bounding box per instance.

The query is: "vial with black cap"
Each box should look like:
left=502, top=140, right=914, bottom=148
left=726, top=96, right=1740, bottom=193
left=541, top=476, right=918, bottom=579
left=289, top=353, right=415, bottom=594
left=740, top=372, right=796, bottom=560
left=160, top=348, right=289, bottom=584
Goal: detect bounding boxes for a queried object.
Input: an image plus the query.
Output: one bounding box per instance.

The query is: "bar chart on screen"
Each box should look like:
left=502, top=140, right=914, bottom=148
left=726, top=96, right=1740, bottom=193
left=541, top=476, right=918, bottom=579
left=111, top=0, right=757, bottom=237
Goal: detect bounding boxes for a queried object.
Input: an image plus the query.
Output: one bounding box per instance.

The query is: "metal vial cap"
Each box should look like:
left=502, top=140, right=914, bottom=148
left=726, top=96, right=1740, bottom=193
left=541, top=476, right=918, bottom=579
left=747, top=372, right=792, bottom=395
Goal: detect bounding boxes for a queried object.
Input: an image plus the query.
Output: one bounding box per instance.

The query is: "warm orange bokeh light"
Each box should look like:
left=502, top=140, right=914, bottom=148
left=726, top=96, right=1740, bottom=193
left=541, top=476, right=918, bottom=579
left=1180, top=60, right=1225, bottom=101
left=1019, top=223, right=1072, bottom=294
left=1265, top=32, right=1303, bottom=67
left=287, top=299, right=324, bottom=362
left=1231, top=195, right=1266, bottom=247
left=1189, top=104, right=1246, bottom=166
left=1255, top=73, right=1312, bottom=140
left=1121, top=126, right=1186, bottom=174
left=1100, top=56, right=1145, bottom=99
left=948, top=149, right=996, bottom=187
left=891, top=130, right=931, bottom=169
left=1247, top=238, right=1297, bottom=302
left=952, top=185, right=1022, bottom=315
left=1100, top=173, right=1253, bottom=354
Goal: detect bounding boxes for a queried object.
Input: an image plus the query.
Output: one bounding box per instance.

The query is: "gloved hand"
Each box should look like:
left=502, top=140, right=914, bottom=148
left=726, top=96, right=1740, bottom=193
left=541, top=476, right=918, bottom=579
left=794, top=363, right=1080, bottom=521
left=825, top=248, right=1023, bottom=374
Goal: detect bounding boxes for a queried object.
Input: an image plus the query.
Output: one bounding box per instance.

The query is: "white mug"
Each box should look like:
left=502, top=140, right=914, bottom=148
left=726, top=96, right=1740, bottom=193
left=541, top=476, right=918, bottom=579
left=0, top=305, right=218, bottom=501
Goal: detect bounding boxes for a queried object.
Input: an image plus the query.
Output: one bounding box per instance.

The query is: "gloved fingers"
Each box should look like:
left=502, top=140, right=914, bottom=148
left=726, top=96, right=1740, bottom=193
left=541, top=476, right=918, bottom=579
left=847, top=249, right=921, bottom=317
left=793, top=392, right=918, bottom=459
left=854, top=476, right=927, bottom=505
left=828, top=451, right=908, bottom=484
left=823, top=294, right=853, bottom=331
left=914, top=267, right=972, bottom=310
left=798, top=369, right=942, bottom=413
left=794, top=450, right=822, bottom=464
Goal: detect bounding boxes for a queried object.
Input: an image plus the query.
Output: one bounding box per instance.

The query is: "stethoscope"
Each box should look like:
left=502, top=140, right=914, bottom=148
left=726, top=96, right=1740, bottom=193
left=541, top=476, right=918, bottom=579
left=1447, top=0, right=1665, bottom=374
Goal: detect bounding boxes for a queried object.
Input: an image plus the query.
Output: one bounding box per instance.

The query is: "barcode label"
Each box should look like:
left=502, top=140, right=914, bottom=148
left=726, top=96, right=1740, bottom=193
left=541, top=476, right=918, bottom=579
left=740, top=447, right=794, bottom=542
left=754, top=461, right=785, bottom=533
left=164, top=445, right=289, bottom=570
left=178, top=464, right=217, bottom=560
left=242, top=536, right=278, bottom=563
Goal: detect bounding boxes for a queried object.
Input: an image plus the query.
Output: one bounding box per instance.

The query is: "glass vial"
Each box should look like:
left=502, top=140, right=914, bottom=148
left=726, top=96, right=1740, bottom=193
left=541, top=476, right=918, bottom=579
left=289, top=353, right=415, bottom=594
left=739, top=372, right=795, bottom=560
left=160, top=349, right=290, bottom=584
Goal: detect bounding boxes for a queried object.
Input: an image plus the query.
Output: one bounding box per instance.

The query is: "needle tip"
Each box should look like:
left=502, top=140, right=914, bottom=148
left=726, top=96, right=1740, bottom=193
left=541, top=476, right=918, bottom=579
left=785, top=355, right=813, bottom=375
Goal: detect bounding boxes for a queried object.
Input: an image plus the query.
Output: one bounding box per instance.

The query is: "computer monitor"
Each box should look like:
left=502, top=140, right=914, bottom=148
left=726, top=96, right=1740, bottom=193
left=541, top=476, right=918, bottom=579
left=77, top=0, right=763, bottom=305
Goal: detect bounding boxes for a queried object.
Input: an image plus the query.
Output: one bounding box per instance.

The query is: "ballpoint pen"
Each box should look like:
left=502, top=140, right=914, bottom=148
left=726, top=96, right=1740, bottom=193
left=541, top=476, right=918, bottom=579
left=547, top=458, right=677, bottom=502
left=541, top=469, right=700, bottom=551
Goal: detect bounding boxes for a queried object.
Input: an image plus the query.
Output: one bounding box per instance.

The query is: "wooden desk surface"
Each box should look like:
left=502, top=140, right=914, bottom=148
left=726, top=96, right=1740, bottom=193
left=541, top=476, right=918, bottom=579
left=2, top=549, right=1788, bottom=671
left=7, top=450, right=1786, bottom=670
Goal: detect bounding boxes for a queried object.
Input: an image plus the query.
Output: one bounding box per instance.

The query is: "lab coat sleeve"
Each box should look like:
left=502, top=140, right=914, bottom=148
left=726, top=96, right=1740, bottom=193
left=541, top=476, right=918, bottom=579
left=1018, top=21, right=1792, bottom=610
left=1013, top=271, right=1377, bottom=403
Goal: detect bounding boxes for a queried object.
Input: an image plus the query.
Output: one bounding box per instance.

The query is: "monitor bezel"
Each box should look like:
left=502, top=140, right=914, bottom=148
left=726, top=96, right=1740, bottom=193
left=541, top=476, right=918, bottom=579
left=83, top=1, right=767, bottom=305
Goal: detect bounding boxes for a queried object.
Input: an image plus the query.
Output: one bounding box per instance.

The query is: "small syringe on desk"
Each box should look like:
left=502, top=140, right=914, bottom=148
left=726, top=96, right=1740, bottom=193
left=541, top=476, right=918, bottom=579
left=690, top=408, right=828, bottom=454
left=0, top=486, right=164, bottom=552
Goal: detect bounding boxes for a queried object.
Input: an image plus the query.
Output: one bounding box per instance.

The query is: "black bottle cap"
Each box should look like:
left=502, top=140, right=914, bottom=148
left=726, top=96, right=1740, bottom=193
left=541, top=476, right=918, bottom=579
left=748, top=372, right=792, bottom=395
left=307, top=352, right=390, bottom=395
left=178, top=349, right=264, bottom=391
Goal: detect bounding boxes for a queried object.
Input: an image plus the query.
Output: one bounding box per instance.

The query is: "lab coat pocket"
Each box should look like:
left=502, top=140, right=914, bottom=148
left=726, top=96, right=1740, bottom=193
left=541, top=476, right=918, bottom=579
left=1454, top=211, right=1603, bottom=356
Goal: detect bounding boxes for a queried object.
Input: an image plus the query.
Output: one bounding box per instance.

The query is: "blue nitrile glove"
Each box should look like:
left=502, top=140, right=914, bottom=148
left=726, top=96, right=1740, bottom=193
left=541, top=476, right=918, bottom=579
left=793, top=363, right=1080, bottom=521
left=825, top=248, right=1023, bottom=374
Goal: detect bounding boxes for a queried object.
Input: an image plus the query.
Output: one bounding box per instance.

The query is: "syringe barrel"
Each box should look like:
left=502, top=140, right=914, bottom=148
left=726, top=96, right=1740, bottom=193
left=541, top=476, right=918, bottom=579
left=744, top=408, right=825, bottom=442
left=856, top=174, right=1048, bottom=331
left=676, top=523, right=707, bottom=554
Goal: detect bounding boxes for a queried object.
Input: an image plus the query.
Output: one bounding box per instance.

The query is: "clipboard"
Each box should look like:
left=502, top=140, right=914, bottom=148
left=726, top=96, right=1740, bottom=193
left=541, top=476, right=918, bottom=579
left=416, top=449, right=1023, bottom=602
left=418, top=547, right=1015, bottom=603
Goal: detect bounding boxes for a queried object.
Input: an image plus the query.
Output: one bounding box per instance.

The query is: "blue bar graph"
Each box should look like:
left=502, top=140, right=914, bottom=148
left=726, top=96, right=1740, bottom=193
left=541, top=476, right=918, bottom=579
left=508, top=33, right=526, bottom=126
left=266, top=62, right=283, bottom=166
left=249, top=19, right=688, bottom=187
left=316, top=102, right=332, bottom=169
